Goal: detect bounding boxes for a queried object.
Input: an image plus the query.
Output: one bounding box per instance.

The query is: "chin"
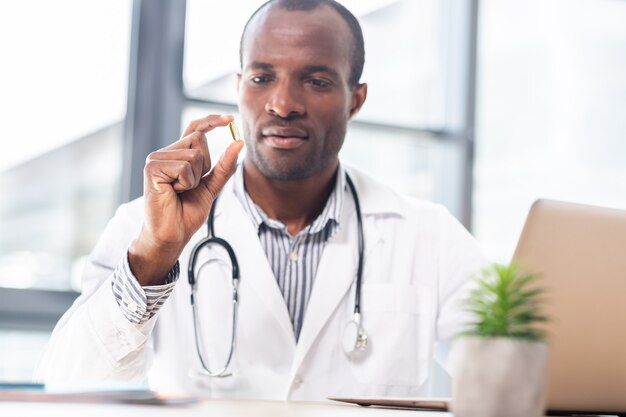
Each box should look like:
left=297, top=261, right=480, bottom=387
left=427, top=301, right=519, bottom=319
left=250, top=147, right=329, bottom=181
left=254, top=158, right=314, bottom=181
left=259, top=166, right=313, bottom=181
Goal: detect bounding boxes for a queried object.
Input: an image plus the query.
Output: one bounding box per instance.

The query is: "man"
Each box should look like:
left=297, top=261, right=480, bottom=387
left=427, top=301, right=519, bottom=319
left=36, top=0, right=486, bottom=400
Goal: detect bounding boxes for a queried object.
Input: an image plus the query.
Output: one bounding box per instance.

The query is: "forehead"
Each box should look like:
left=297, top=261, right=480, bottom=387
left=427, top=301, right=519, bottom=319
left=241, top=5, right=353, bottom=77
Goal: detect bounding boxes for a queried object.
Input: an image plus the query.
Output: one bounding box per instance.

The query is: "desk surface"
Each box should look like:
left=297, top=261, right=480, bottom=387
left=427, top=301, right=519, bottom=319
left=0, top=398, right=450, bottom=416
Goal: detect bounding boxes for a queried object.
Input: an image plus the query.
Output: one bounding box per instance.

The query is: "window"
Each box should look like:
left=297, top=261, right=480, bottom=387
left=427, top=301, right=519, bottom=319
left=474, top=0, right=626, bottom=261
left=0, top=0, right=132, bottom=292
left=0, top=0, right=132, bottom=378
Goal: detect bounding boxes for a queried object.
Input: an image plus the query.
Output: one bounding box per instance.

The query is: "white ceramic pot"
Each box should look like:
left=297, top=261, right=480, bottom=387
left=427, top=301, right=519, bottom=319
left=450, top=337, right=549, bottom=417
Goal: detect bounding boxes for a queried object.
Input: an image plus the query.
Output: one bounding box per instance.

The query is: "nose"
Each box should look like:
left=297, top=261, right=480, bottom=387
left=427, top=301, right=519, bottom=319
left=265, top=79, right=306, bottom=119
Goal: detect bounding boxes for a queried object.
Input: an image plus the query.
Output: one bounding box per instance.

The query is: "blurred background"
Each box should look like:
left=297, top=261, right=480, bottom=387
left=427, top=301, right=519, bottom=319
left=1, top=0, right=625, bottom=383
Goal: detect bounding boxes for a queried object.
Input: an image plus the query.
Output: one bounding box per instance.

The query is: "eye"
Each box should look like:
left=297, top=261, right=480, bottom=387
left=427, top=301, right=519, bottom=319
left=307, top=78, right=332, bottom=89
left=250, top=75, right=271, bottom=84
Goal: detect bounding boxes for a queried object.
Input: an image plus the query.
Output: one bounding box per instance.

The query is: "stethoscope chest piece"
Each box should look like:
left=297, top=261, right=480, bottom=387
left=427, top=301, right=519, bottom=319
left=342, top=313, right=369, bottom=357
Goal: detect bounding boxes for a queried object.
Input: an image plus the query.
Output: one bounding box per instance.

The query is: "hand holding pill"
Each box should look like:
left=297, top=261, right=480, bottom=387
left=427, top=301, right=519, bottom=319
left=128, top=114, right=245, bottom=286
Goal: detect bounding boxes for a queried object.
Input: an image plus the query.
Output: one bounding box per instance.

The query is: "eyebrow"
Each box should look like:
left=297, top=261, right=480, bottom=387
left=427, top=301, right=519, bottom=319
left=248, top=62, right=274, bottom=71
left=302, top=65, right=340, bottom=79
left=247, top=62, right=340, bottom=79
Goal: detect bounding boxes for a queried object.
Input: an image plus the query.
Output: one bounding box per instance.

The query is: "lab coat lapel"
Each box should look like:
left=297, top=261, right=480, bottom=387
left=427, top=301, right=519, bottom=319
left=291, top=189, right=383, bottom=377
left=215, top=184, right=297, bottom=346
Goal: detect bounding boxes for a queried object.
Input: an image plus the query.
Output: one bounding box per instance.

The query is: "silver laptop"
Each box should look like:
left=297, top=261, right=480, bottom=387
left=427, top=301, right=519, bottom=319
left=513, top=199, right=626, bottom=416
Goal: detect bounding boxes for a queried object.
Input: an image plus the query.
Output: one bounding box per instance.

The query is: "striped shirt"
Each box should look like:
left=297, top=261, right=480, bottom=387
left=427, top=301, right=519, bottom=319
left=233, top=165, right=344, bottom=339
left=111, top=252, right=178, bottom=324
left=111, top=165, right=345, bottom=339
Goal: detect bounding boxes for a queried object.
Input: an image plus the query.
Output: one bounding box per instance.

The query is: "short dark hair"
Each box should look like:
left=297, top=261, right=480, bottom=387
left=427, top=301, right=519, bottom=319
left=239, top=0, right=365, bottom=87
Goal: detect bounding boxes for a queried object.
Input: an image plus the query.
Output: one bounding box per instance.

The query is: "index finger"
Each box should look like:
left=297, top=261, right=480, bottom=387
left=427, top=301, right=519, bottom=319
left=181, top=114, right=234, bottom=138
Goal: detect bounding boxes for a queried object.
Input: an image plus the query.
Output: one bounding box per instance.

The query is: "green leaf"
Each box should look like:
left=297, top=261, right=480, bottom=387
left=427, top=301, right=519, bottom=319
left=462, top=262, right=547, bottom=342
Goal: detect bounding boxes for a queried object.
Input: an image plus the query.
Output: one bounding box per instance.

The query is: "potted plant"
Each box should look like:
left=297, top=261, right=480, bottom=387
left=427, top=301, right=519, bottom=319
left=450, top=262, right=548, bottom=417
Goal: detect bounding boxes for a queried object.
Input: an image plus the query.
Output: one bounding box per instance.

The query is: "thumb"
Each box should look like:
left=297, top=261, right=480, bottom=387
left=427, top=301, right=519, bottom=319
left=200, top=140, right=245, bottom=200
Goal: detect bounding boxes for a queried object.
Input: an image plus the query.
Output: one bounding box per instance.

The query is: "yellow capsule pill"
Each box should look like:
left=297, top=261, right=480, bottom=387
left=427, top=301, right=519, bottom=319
left=228, top=121, right=242, bottom=142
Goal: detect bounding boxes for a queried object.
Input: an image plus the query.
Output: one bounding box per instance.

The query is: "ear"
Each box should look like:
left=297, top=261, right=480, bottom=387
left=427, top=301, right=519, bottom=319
left=348, top=83, right=368, bottom=119
left=236, top=73, right=242, bottom=94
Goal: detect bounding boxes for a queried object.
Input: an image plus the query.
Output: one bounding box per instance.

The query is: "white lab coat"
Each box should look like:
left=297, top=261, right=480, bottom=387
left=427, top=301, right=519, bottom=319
left=35, top=166, right=486, bottom=401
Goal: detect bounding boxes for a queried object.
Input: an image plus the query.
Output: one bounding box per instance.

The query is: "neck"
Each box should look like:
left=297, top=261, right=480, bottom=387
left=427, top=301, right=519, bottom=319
left=243, top=158, right=339, bottom=236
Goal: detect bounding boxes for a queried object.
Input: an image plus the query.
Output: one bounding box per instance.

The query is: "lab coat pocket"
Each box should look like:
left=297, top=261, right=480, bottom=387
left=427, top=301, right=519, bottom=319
left=347, top=283, right=433, bottom=387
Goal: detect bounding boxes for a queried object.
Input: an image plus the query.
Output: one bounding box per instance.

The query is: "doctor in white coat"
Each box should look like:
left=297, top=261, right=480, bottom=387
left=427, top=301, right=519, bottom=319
left=35, top=0, right=486, bottom=401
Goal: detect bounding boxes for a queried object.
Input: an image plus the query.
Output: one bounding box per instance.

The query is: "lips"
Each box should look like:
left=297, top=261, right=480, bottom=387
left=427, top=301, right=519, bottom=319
left=261, top=126, right=309, bottom=150
left=262, top=126, right=308, bottom=138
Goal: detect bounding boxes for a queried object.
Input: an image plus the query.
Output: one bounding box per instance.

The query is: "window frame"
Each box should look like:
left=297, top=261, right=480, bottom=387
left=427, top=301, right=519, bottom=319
left=0, top=289, right=78, bottom=331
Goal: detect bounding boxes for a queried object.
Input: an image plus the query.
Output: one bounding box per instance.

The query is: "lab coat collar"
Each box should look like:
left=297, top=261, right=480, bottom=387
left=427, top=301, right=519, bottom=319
left=344, top=164, right=407, bottom=219
left=232, top=163, right=347, bottom=236
left=214, top=163, right=402, bottom=265
left=216, top=163, right=406, bottom=220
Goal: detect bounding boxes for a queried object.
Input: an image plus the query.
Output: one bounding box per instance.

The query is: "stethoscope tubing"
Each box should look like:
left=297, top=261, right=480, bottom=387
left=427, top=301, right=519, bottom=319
left=188, top=171, right=365, bottom=377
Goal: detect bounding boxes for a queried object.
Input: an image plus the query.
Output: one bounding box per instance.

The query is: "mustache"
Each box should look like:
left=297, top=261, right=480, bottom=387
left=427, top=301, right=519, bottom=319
left=257, top=119, right=308, bottom=131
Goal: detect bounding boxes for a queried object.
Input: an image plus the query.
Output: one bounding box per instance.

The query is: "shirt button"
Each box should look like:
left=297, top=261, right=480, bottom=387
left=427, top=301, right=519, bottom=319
left=127, top=302, right=138, bottom=313
left=289, top=252, right=299, bottom=262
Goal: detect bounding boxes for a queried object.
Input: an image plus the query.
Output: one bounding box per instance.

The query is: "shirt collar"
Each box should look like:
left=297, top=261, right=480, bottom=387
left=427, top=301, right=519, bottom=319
left=233, top=164, right=346, bottom=236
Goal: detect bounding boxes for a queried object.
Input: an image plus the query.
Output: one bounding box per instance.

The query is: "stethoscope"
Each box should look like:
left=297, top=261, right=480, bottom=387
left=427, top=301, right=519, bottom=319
left=187, top=173, right=367, bottom=378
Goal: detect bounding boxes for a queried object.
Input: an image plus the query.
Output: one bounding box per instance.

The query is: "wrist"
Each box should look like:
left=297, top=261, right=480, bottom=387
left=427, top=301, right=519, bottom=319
left=128, top=232, right=183, bottom=286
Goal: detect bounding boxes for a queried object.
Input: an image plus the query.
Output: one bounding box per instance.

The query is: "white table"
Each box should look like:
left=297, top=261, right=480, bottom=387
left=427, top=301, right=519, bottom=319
left=0, top=398, right=451, bottom=416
